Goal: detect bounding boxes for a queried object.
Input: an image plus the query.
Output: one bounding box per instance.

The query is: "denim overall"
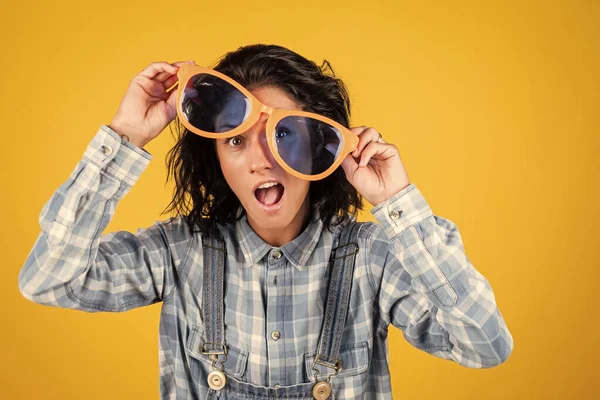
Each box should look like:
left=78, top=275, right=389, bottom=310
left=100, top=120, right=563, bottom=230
left=199, top=223, right=362, bottom=400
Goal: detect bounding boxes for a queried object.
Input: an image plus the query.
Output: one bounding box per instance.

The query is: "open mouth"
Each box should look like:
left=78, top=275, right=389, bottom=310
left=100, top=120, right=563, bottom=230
left=254, top=183, right=285, bottom=209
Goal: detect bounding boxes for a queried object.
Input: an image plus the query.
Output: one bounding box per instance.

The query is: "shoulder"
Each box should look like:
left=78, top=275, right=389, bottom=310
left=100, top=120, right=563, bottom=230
left=331, top=220, right=390, bottom=267
left=332, top=219, right=389, bottom=245
left=154, top=214, right=192, bottom=236
left=150, top=215, right=198, bottom=258
left=339, top=220, right=392, bottom=286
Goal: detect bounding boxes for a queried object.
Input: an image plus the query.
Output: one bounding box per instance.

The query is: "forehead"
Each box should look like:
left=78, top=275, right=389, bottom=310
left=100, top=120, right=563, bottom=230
left=250, top=85, right=303, bottom=111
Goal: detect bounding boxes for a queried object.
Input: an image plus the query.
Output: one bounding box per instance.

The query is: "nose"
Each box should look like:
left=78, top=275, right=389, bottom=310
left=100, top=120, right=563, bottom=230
left=248, top=115, right=276, bottom=174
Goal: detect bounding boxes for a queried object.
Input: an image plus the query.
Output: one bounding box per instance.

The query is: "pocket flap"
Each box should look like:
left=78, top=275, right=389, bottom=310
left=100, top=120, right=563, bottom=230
left=186, top=326, right=248, bottom=379
left=305, top=341, right=369, bottom=381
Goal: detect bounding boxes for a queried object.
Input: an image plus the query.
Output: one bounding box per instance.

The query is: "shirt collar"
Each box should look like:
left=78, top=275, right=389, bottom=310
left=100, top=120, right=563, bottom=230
left=235, top=211, right=324, bottom=270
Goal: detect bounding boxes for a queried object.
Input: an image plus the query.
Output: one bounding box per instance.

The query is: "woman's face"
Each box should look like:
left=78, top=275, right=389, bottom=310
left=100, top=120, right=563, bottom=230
left=215, top=85, right=311, bottom=245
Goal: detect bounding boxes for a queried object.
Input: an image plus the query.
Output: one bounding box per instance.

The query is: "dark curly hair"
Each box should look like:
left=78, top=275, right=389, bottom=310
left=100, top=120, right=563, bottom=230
left=162, top=44, right=363, bottom=236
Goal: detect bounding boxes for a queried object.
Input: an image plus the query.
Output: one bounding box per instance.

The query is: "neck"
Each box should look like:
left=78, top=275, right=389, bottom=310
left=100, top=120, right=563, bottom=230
left=248, top=196, right=311, bottom=247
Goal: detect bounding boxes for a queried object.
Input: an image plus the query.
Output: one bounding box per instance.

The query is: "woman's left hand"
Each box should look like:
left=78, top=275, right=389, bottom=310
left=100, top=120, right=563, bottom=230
left=340, top=126, right=410, bottom=206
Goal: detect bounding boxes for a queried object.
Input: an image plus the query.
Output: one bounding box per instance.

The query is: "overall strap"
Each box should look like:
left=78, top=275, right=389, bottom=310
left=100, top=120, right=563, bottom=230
left=313, top=222, right=362, bottom=376
left=200, top=228, right=228, bottom=357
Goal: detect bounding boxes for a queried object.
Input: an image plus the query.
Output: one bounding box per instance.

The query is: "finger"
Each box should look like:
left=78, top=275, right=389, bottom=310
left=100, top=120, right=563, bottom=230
left=359, top=142, right=394, bottom=167
left=134, top=76, right=171, bottom=100
left=154, top=61, right=194, bottom=82
left=349, top=126, right=368, bottom=136
left=172, top=60, right=195, bottom=67
left=154, top=71, right=172, bottom=83
left=139, top=62, right=178, bottom=80
left=352, top=127, right=380, bottom=158
left=348, top=126, right=368, bottom=155
left=162, top=75, right=179, bottom=91
left=352, top=126, right=374, bottom=157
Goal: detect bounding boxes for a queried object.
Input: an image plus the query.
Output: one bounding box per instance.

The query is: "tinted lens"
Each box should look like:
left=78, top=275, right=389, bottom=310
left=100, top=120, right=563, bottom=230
left=274, top=116, right=343, bottom=176
left=181, top=74, right=250, bottom=133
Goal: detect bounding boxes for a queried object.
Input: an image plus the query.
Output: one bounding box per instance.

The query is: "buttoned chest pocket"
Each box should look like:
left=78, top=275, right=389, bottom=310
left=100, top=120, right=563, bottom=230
left=186, top=326, right=249, bottom=389
left=304, top=341, right=369, bottom=397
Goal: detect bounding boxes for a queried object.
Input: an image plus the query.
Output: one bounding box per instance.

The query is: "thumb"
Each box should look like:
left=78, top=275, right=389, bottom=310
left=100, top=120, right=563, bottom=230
left=165, top=88, right=180, bottom=121
left=340, top=153, right=359, bottom=179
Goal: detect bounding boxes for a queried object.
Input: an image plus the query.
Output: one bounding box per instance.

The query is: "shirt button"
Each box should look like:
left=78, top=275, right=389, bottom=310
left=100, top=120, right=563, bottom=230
left=271, top=330, right=281, bottom=341
left=272, top=250, right=282, bottom=260
left=390, top=210, right=401, bottom=219
left=101, top=145, right=113, bottom=156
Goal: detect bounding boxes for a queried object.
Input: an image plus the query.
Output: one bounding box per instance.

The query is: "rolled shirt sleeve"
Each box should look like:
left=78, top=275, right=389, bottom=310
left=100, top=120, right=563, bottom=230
left=18, top=125, right=188, bottom=312
left=369, top=183, right=514, bottom=368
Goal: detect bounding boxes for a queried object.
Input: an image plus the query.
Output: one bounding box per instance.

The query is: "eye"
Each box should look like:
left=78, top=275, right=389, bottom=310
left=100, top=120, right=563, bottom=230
left=275, top=127, right=291, bottom=139
left=224, top=136, right=244, bottom=147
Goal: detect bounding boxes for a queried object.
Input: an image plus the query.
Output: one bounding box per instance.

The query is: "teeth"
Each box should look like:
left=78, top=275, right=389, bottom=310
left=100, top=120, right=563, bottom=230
left=257, top=182, right=279, bottom=189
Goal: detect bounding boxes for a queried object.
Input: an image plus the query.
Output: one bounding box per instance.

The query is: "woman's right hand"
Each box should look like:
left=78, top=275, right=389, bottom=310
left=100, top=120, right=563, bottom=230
left=108, top=61, right=194, bottom=148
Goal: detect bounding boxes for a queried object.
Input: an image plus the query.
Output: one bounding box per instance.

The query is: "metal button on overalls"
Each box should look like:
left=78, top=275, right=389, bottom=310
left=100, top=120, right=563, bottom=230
left=312, top=381, right=332, bottom=399
left=207, top=370, right=226, bottom=390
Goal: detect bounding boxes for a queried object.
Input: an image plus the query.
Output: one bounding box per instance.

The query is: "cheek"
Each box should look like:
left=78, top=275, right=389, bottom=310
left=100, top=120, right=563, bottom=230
left=216, top=149, right=243, bottom=193
left=288, top=180, right=310, bottom=201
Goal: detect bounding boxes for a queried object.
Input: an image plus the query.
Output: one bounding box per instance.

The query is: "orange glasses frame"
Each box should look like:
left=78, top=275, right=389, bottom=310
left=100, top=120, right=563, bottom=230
left=175, top=64, right=359, bottom=181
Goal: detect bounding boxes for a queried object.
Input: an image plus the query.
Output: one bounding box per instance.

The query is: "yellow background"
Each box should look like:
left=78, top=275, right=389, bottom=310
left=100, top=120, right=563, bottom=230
left=2, top=0, right=598, bottom=398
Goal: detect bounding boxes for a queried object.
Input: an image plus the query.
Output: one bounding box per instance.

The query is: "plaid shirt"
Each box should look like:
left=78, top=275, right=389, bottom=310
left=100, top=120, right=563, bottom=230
left=19, top=126, right=513, bottom=399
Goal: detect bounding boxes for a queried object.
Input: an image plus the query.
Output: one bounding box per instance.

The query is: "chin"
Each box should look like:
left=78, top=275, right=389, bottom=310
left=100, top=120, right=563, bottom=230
left=247, top=206, right=294, bottom=226
left=253, top=218, right=292, bottom=231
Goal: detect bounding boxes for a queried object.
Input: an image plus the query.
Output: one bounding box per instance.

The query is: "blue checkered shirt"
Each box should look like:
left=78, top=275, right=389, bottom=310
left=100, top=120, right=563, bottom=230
left=19, top=126, right=513, bottom=399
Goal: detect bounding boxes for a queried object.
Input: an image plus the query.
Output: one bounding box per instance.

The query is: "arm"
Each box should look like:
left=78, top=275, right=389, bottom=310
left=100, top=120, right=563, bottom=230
left=368, top=183, right=513, bottom=368
left=18, top=125, right=189, bottom=312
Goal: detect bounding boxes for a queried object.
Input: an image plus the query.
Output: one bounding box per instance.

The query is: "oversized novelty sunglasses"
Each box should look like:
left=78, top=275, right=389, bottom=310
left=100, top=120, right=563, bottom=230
left=175, top=64, right=358, bottom=181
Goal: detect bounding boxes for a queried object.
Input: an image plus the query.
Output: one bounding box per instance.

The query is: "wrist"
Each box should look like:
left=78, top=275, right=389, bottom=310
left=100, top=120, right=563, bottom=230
left=126, top=136, right=147, bottom=149
left=108, top=121, right=147, bottom=149
left=372, top=181, right=411, bottom=206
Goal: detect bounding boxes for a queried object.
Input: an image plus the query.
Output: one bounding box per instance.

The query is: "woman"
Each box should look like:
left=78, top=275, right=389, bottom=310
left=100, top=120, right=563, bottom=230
left=18, top=44, right=513, bottom=399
